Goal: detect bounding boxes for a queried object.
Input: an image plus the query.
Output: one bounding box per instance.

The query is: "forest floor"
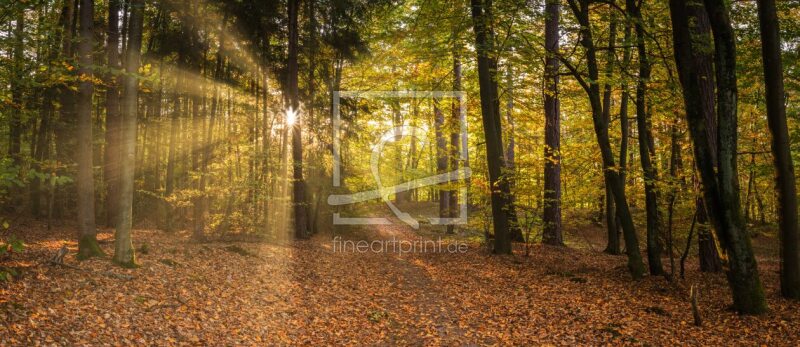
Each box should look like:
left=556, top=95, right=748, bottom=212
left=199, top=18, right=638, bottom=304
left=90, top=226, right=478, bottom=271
left=1, top=213, right=799, bottom=345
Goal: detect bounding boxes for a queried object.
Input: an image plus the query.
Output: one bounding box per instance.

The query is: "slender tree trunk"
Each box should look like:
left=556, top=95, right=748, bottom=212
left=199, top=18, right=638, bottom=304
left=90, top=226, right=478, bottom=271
left=670, top=0, right=767, bottom=314
left=32, top=3, right=69, bottom=217
left=448, top=49, right=462, bottom=234
left=744, top=154, right=755, bottom=224
left=307, top=0, right=320, bottom=234
left=601, top=7, right=619, bottom=253
left=288, top=0, right=310, bottom=238
left=163, top=58, right=182, bottom=232
left=165, top=50, right=183, bottom=197
left=757, top=0, right=800, bottom=299
left=435, top=100, right=450, bottom=220
left=542, top=0, right=563, bottom=246
left=628, top=0, right=664, bottom=276
left=190, top=23, right=206, bottom=240
left=54, top=0, right=77, bottom=220
left=504, top=66, right=524, bottom=242
left=470, top=0, right=517, bottom=254
left=76, top=0, right=103, bottom=259
left=7, top=9, right=25, bottom=212
left=608, top=22, right=632, bottom=255
left=104, top=0, right=122, bottom=228
left=9, top=10, right=24, bottom=166
left=666, top=116, right=683, bottom=278
left=567, top=0, right=645, bottom=278
left=114, top=0, right=144, bottom=267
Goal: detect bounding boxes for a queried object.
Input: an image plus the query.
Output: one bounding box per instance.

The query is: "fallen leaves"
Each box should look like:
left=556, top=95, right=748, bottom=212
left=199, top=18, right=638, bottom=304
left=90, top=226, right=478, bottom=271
left=0, top=221, right=798, bottom=345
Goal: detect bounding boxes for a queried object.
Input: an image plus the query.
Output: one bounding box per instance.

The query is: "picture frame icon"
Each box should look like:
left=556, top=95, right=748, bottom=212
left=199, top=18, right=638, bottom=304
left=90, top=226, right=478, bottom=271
left=328, top=91, right=469, bottom=229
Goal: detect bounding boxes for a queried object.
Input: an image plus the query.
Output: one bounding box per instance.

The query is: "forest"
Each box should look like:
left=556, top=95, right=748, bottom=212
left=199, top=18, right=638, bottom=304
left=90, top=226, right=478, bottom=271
left=1, top=0, right=800, bottom=344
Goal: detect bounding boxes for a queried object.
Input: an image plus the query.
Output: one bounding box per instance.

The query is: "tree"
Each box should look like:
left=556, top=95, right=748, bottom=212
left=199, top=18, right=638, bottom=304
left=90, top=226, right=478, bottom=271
left=288, top=0, right=310, bottom=239
left=541, top=0, right=562, bottom=246
left=448, top=40, right=463, bottom=235
left=76, top=0, right=103, bottom=259
left=628, top=0, right=664, bottom=276
left=104, top=0, right=122, bottom=228
left=9, top=9, right=24, bottom=167
left=669, top=0, right=767, bottom=314
left=757, top=0, right=800, bottom=299
left=114, top=0, right=145, bottom=267
left=470, top=0, right=518, bottom=254
left=435, top=100, right=450, bottom=220
left=600, top=4, right=619, bottom=255
left=565, top=0, right=646, bottom=278
left=685, top=1, right=723, bottom=273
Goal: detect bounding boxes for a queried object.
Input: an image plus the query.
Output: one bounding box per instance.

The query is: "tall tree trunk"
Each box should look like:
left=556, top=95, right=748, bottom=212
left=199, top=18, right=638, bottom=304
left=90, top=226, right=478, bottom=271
left=163, top=58, right=182, bottom=232
left=542, top=0, right=563, bottom=246
left=165, top=36, right=184, bottom=199
left=757, top=0, right=800, bottom=299
left=666, top=116, right=684, bottom=278
left=32, top=2, right=70, bottom=216
left=504, top=65, right=515, bottom=189
left=306, top=0, right=320, bottom=234
left=705, top=0, right=766, bottom=314
left=567, top=0, right=645, bottom=278
left=682, top=1, right=723, bottom=273
left=601, top=6, right=618, bottom=253
left=190, top=20, right=205, bottom=240
left=54, top=0, right=78, bottom=220
left=9, top=10, right=24, bottom=166
left=104, top=0, right=122, bottom=228
left=470, top=0, right=517, bottom=254
left=76, top=0, right=103, bottom=259
left=670, top=0, right=767, bottom=314
left=628, top=0, right=664, bottom=276
left=435, top=101, right=450, bottom=220
left=288, top=0, right=310, bottom=238
left=607, top=22, right=632, bottom=255
left=114, top=0, right=144, bottom=267
left=448, top=49, right=462, bottom=234
left=7, top=9, right=25, bottom=212
left=504, top=65, right=524, bottom=242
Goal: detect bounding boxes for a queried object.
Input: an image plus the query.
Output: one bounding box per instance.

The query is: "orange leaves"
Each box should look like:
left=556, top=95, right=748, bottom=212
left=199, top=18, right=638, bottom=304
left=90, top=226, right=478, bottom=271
left=1, top=222, right=799, bottom=344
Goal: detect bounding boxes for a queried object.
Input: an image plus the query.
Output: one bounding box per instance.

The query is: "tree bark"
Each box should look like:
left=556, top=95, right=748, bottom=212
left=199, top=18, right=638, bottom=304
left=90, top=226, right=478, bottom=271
left=448, top=49, right=462, bottom=234
left=601, top=7, right=618, bottom=253
left=567, top=0, right=645, bottom=278
left=288, top=0, right=310, bottom=239
left=504, top=66, right=524, bottom=242
left=435, top=101, right=450, bottom=220
left=705, top=0, right=766, bottom=314
left=542, top=0, right=563, bottom=246
left=757, top=0, right=800, bottom=299
left=682, top=0, right=723, bottom=273
left=104, top=0, right=122, bottom=228
left=628, top=0, right=664, bottom=276
left=670, top=0, right=767, bottom=314
left=9, top=10, right=24, bottom=166
left=114, top=0, right=144, bottom=267
left=609, top=21, right=632, bottom=256
left=76, top=0, right=103, bottom=259
left=470, top=0, right=518, bottom=254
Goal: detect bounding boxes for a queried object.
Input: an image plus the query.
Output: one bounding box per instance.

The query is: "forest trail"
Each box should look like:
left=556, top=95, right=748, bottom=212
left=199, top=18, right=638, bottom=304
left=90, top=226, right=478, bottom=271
left=2, top=220, right=799, bottom=345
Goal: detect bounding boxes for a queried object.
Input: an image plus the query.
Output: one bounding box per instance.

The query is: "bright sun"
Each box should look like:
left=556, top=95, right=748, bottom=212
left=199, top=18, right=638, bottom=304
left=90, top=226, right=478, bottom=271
left=286, top=107, right=298, bottom=126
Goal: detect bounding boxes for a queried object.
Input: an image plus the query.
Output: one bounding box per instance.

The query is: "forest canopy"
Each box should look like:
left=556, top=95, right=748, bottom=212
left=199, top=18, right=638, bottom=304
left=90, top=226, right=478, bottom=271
left=1, top=0, right=800, bottom=344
